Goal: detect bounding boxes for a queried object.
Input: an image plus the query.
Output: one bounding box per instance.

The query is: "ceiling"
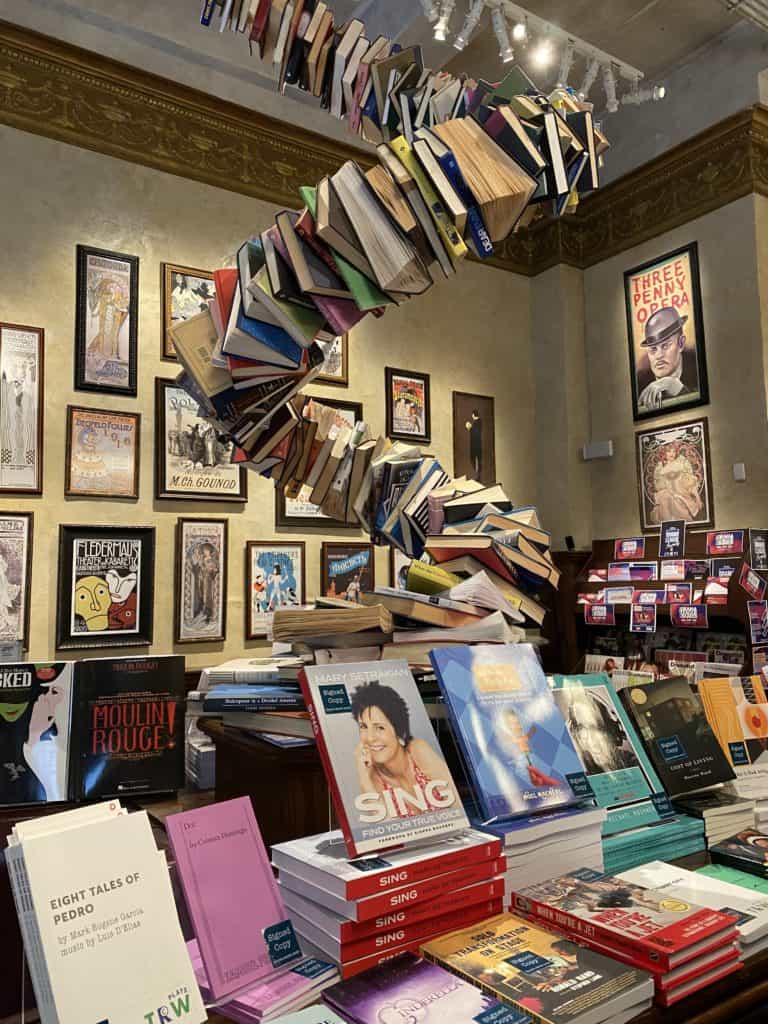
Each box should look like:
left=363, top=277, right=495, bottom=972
left=442, top=0, right=741, bottom=86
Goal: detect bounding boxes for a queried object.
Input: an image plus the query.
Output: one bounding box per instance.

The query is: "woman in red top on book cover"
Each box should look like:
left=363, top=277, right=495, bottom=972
left=351, top=680, right=459, bottom=819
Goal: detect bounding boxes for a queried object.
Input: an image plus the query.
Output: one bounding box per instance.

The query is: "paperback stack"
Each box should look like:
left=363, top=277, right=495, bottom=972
left=272, top=829, right=506, bottom=978
left=601, top=815, right=706, bottom=875
left=699, top=862, right=768, bottom=896
left=510, top=868, right=741, bottom=1006
left=420, top=912, right=654, bottom=1024
left=7, top=802, right=207, bottom=1024
left=620, top=860, right=768, bottom=957
left=185, top=725, right=216, bottom=789
left=710, top=828, right=768, bottom=878
left=673, top=791, right=756, bottom=847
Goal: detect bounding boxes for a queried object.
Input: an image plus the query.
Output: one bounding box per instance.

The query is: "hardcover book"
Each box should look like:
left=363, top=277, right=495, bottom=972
left=69, top=656, right=185, bottom=799
left=167, top=796, right=299, bottom=1000
left=299, top=660, right=468, bottom=857
left=710, top=829, right=768, bottom=878
left=0, top=662, right=74, bottom=806
left=421, top=912, right=654, bottom=1024
left=511, top=868, right=737, bottom=972
left=552, top=674, right=669, bottom=834
left=620, top=676, right=735, bottom=798
left=322, top=952, right=528, bottom=1024
left=430, top=644, right=586, bottom=821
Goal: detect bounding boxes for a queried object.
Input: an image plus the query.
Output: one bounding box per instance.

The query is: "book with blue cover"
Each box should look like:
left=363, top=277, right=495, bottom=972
left=202, top=684, right=305, bottom=712
left=552, top=673, right=673, bottom=836
left=430, top=644, right=588, bottom=821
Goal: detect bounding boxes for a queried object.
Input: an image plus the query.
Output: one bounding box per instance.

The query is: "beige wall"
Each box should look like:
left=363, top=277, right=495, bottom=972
left=583, top=195, right=768, bottom=538
left=0, top=125, right=534, bottom=668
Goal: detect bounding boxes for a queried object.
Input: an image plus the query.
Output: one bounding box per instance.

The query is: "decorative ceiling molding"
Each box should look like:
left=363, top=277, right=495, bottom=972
left=1, top=20, right=767, bottom=277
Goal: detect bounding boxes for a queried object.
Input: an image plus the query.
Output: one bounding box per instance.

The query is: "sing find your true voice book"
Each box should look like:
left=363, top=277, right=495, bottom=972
left=299, top=660, right=468, bottom=857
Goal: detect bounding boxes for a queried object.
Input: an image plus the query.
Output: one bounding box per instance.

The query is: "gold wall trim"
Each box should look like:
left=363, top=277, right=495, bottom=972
left=1, top=21, right=768, bottom=276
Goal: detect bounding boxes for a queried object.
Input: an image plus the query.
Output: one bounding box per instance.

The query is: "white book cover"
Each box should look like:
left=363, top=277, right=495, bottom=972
left=619, top=860, right=768, bottom=944
left=20, top=811, right=206, bottom=1024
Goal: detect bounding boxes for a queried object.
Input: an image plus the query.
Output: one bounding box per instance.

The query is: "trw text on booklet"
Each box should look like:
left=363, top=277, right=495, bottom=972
left=6, top=805, right=206, bottom=1024
left=69, top=656, right=185, bottom=799
left=430, top=643, right=586, bottom=820
left=298, top=660, right=468, bottom=857
left=0, top=662, right=74, bottom=806
left=167, top=797, right=300, bottom=1000
left=619, top=676, right=736, bottom=798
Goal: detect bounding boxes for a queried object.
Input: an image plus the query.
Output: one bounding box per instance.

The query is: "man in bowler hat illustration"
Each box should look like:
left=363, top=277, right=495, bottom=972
left=637, top=307, right=697, bottom=413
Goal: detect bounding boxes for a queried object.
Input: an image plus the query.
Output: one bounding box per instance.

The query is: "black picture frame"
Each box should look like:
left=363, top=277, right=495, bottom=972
left=0, top=511, right=33, bottom=650
left=385, top=366, right=431, bottom=443
left=174, top=517, right=228, bottom=644
left=624, top=242, right=709, bottom=422
left=635, top=416, right=715, bottom=533
left=56, top=524, right=155, bottom=649
left=75, top=245, right=139, bottom=396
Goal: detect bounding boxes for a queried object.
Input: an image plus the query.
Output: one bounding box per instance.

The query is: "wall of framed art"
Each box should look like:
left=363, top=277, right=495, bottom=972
left=0, top=124, right=534, bottom=667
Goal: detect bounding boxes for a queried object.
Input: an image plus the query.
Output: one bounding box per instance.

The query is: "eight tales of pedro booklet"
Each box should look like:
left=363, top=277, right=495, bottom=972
left=166, top=796, right=302, bottom=1000
left=299, top=660, right=469, bottom=857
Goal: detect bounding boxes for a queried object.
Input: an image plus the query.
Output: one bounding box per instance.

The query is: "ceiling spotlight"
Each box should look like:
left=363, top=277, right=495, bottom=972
left=419, top=0, right=439, bottom=23
left=512, top=20, right=527, bottom=41
left=491, top=6, right=514, bottom=63
left=578, top=57, right=600, bottom=100
left=531, top=36, right=553, bottom=69
left=621, top=81, right=667, bottom=105
left=654, top=84, right=666, bottom=100
left=602, top=62, right=618, bottom=113
left=454, top=0, right=485, bottom=51
left=433, top=0, right=455, bottom=41
left=557, top=39, right=575, bottom=87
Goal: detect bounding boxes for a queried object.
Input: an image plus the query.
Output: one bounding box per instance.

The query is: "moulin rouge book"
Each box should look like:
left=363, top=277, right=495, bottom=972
left=70, top=656, right=185, bottom=799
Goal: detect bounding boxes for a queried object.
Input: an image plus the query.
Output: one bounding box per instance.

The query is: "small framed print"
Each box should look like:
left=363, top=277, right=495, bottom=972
left=162, top=262, right=216, bottom=361
left=0, top=512, right=33, bottom=649
left=321, top=542, right=374, bottom=602
left=636, top=417, right=714, bottom=533
left=246, top=541, right=306, bottom=638
left=175, top=518, right=228, bottom=643
left=65, top=406, right=140, bottom=499
left=385, top=367, right=430, bottom=443
left=75, top=245, right=139, bottom=396
left=316, top=334, right=349, bottom=386
left=0, top=322, right=44, bottom=494
left=56, top=525, right=155, bottom=649
left=452, top=391, right=495, bottom=485
left=155, top=378, right=247, bottom=502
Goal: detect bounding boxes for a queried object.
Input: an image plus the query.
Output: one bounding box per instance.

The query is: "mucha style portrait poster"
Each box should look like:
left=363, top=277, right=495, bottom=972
left=56, top=525, right=155, bottom=648
left=636, top=417, right=714, bottom=533
left=0, top=323, right=44, bottom=494
left=0, top=513, right=32, bottom=648
left=316, top=334, right=348, bottom=385
left=162, top=262, right=215, bottom=360
left=175, top=518, right=228, bottom=643
left=624, top=243, right=708, bottom=421
left=75, top=246, right=138, bottom=395
left=246, top=541, right=305, bottom=638
left=452, top=391, right=495, bottom=485
left=386, top=367, right=430, bottom=443
left=155, top=378, right=247, bottom=501
left=321, top=542, right=374, bottom=603
left=65, top=406, right=140, bottom=499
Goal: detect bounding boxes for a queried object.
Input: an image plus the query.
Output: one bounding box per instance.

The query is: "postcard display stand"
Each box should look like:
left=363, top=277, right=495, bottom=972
left=564, top=534, right=757, bottom=675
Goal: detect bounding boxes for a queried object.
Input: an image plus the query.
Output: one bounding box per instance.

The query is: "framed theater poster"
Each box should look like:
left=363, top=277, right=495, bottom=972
left=624, top=242, right=708, bottom=421
left=452, top=391, right=495, bottom=485
left=0, top=512, right=33, bottom=648
left=321, top=542, right=374, bottom=602
left=162, top=262, right=216, bottom=361
left=385, top=367, right=430, bottom=443
left=316, top=334, right=348, bottom=385
left=155, top=378, right=247, bottom=502
left=636, top=417, right=714, bottom=533
left=175, top=518, right=228, bottom=643
left=56, top=525, right=155, bottom=649
left=75, top=245, right=139, bottom=396
left=0, top=323, right=44, bottom=495
left=246, top=541, right=306, bottom=638
left=65, top=406, right=140, bottom=499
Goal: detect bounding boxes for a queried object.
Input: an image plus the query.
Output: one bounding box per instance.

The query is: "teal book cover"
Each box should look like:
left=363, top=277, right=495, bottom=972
left=552, top=673, right=673, bottom=835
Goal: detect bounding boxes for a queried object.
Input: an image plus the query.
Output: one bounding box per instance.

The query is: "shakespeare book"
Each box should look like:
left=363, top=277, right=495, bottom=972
left=69, top=656, right=185, bottom=799
left=430, top=644, right=586, bottom=820
left=299, top=660, right=468, bottom=857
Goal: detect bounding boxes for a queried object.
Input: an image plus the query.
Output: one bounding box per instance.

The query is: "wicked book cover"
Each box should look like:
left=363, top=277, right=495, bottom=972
left=70, top=655, right=185, bottom=799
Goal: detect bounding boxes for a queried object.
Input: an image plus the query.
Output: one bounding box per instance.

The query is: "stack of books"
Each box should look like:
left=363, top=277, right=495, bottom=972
left=620, top=861, right=768, bottom=957
left=6, top=803, right=207, bottom=1024
left=673, top=790, right=756, bottom=847
left=710, top=828, right=768, bottom=878
left=185, top=726, right=216, bottom=789
left=272, top=829, right=505, bottom=978
left=601, top=814, right=706, bottom=875
left=420, top=912, right=654, bottom=1024
left=510, top=868, right=741, bottom=1006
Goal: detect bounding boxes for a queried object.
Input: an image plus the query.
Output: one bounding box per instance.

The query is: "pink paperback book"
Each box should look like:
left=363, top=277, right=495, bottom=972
left=167, top=796, right=302, bottom=1000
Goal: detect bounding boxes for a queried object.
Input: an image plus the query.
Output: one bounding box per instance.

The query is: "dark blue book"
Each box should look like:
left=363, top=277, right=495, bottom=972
left=223, top=302, right=303, bottom=368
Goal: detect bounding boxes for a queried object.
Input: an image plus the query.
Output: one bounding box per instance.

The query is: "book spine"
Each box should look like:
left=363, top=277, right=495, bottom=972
left=7, top=849, right=59, bottom=1024
left=420, top=950, right=548, bottom=1024
left=338, top=940, right=424, bottom=980
left=434, top=152, right=493, bottom=259
left=298, top=668, right=360, bottom=857
left=202, top=697, right=306, bottom=712
left=200, top=0, right=218, bottom=26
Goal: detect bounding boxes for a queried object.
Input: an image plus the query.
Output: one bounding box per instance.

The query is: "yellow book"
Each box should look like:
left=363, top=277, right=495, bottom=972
left=387, top=135, right=468, bottom=261
left=406, top=560, right=461, bottom=595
